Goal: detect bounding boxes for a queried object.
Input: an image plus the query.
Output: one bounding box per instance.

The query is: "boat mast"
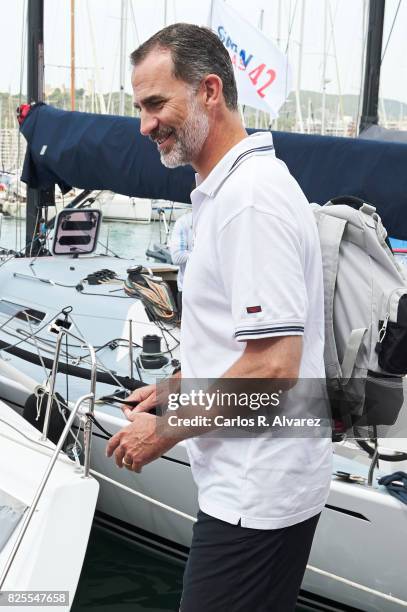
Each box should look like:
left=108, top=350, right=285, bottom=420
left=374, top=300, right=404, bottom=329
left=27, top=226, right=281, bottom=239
left=70, top=0, right=75, bottom=111
left=85, top=0, right=107, bottom=114
left=273, top=0, right=282, bottom=130
left=163, top=0, right=167, bottom=27
left=321, top=0, right=328, bottom=135
left=26, top=0, right=44, bottom=253
left=295, top=0, right=306, bottom=133
left=119, top=0, right=128, bottom=116
left=359, top=0, right=385, bottom=133
left=255, top=9, right=264, bottom=129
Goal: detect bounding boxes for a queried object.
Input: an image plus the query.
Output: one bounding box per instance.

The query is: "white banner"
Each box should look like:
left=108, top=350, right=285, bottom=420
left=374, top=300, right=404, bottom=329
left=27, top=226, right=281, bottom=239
left=210, top=0, right=292, bottom=117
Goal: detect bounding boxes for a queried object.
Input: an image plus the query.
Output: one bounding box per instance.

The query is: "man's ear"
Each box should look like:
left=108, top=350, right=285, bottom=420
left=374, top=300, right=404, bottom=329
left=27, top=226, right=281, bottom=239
left=201, top=74, right=223, bottom=108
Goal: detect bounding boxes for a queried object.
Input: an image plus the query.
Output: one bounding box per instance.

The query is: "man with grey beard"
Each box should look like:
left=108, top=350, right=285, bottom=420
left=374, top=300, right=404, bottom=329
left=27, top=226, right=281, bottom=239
left=106, top=23, right=331, bottom=612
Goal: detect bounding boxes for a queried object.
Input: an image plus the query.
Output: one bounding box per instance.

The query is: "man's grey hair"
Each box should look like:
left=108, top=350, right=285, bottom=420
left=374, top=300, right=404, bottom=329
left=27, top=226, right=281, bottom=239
left=130, top=23, right=238, bottom=111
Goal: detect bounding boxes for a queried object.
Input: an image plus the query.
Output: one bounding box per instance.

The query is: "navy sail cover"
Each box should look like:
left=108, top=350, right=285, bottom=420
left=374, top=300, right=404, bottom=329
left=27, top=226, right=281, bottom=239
left=21, top=104, right=407, bottom=239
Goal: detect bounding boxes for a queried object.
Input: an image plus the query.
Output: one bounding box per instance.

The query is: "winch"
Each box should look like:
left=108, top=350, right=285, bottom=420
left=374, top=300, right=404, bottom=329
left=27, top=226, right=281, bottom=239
left=139, top=334, right=169, bottom=370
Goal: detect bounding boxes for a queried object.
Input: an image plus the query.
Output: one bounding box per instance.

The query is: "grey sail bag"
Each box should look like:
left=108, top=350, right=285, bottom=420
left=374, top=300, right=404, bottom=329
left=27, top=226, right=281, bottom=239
left=312, top=196, right=407, bottom=429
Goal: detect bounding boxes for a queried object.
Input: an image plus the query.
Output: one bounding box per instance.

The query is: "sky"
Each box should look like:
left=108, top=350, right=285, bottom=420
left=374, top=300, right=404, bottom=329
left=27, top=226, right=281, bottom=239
left=1, top=0, right=406, bottom=106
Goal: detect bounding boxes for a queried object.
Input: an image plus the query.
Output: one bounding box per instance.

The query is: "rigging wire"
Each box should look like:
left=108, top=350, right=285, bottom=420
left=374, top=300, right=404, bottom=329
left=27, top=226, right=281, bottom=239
left=0, top=307, right=69, bottom=352
left=63, top=315, right=133, bottom=390
left=5, top=328, right=77, bottom=359
left=9, top=326, right=142, bottom=354
left=25, top=313, right=53, bottom=382
left=65, top=317, right=69, bottom=407
left=6, top=322, right=177, bottom=370
left=0, top=229, right=52, bottom=270
left=0, top=334, right=141, bottom=399
left=1, top=314, right=140, bottom=392
left=95, top=239, right=121, bottom=258
left=282, top=0, right=299, bottom=114
left=327, top=0, right=344, bottom=131
left=284, top=0, right=299, bottom=55
left=380, top=0, right=402, bottom=64
left=29, top=207, right=42, bottom=259
left=107, top=36, right=121, bottom=115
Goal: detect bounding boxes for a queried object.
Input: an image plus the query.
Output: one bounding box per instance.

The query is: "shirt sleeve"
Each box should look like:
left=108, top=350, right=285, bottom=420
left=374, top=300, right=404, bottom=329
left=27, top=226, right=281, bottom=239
left=217, top=205, right=308, bottom=342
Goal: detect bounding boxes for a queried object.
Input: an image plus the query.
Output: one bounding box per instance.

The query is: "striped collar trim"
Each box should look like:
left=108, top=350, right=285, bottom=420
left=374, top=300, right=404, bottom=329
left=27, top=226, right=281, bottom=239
left=194, top=132, right=275, bottom=198
left=229, top=144, right=275, bottom=172
left=212, top=144, right=275, bottom=197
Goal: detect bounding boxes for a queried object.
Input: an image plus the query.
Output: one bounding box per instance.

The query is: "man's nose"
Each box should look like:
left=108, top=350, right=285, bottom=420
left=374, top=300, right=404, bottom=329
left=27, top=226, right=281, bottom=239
left=140, top=112, right=159, bottom=137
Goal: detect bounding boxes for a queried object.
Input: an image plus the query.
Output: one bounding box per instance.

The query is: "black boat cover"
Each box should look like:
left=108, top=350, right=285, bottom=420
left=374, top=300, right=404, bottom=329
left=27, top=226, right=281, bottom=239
left=20, top=103, right=407, bottom=239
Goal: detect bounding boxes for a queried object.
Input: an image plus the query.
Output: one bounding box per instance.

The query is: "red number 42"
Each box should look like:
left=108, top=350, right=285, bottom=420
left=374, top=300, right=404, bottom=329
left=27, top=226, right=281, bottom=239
left=248, top=64, right=276, bottom=98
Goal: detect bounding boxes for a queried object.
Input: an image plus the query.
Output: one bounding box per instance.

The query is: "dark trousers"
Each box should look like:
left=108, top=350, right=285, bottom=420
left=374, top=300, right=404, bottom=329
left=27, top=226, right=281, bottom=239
left=180, top=510, right=320, bottom=612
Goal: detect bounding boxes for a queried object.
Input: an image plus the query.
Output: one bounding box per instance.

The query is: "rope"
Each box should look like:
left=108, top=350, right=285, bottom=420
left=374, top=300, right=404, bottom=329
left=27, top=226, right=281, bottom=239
left=124, top=274, right=176, bottom=321
left=89, top=469, right=196, bottom=522
left=86, top=413, right=113, bottom=439
left=306, top=565, right=407, bottom=606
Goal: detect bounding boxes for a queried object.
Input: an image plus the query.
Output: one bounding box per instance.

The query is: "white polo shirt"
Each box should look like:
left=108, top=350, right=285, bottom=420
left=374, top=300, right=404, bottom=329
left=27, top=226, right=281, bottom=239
left=181, top=132, right=332, bottom=529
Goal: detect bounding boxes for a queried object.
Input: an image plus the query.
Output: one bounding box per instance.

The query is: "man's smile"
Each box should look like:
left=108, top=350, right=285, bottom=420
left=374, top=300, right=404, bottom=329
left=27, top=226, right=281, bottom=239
left=152, top=128, right=175, bottom=149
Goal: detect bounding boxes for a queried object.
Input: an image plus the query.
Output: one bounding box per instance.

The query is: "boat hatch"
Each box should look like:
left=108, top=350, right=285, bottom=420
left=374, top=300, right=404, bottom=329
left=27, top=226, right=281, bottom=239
left=0, top=300, right=45, bottom=324
left=52, top=209, right=102, bottom=256
left=0, top=489, right=27, bottom=553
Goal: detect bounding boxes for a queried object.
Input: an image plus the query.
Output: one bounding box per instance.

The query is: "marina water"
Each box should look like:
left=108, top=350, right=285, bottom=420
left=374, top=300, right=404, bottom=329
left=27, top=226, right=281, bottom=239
left=0, top=215, right=165, bottom=261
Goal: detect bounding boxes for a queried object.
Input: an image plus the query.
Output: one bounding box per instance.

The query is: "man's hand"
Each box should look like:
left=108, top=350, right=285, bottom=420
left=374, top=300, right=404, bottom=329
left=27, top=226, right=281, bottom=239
left=105, top=412, right=178, bottom=472
left=122, top=383, right=158, bottom=419
left=123, top=371, right=182, bottom=420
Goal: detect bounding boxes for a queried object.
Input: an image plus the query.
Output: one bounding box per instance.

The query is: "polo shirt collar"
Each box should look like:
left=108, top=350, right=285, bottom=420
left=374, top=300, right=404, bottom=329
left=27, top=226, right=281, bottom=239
left=193, top=131, right=275, bottom=198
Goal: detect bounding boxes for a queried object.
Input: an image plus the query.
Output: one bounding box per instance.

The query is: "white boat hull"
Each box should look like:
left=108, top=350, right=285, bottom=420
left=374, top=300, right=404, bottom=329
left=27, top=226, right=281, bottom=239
left=0, top=403, right=99, bottom=611
left=95, top=194, right=152, bottom=223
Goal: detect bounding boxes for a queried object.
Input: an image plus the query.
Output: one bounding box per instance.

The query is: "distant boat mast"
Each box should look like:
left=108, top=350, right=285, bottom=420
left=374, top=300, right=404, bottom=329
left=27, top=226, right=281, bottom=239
left=71, top=0, right=75, bottom=111
left=119, top=0, right=128, bottom=116
left=26, top=0, right=45, bottom=252
left=359, top=0, right=385, bottom=133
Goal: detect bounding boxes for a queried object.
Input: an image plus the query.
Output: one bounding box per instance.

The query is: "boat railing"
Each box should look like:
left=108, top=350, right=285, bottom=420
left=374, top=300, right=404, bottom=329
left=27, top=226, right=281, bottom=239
left=41, top=320, right=97, bottom=477
left=0, top=327, right=97, bottom=590
left=156, top=208, right=170, bottom=245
